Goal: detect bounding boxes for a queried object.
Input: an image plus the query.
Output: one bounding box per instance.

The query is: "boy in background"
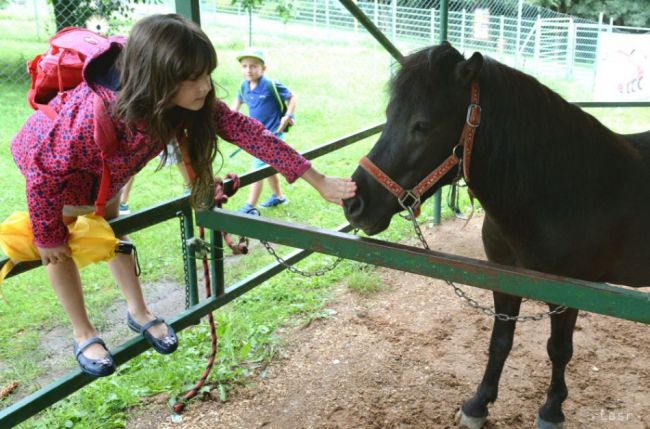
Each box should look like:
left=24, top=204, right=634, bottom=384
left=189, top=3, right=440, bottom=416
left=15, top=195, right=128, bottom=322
left=232, top=48, right=296, bottom=215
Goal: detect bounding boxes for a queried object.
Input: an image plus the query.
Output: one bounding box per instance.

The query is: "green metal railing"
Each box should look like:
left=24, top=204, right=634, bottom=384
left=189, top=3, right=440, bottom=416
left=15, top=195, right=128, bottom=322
left=2, top=0, right=649, bottom=425
left=197, top=210, right=650, bottom=324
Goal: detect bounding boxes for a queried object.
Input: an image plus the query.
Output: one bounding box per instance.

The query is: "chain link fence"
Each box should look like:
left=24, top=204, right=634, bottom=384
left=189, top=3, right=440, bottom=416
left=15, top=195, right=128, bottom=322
left=210, top=0, right=650, bottom=91
left=1, top=0, right=649, bottom=90
left=0, top=0, right=175, bottom=85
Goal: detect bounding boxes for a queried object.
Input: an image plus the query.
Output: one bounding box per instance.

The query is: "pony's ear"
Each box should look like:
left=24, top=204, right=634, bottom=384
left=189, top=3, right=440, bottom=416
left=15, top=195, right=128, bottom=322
left=454, top=52, right=483, bottom=86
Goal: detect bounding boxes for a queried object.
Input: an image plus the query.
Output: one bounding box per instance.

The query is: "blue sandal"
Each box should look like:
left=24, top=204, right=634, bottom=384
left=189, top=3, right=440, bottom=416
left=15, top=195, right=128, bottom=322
left=260, top=193, right=287, bottom=208
left=73, top=337, right=115, bottom=378
left=238, top=203, right=260, bottom=216
left=127, top=313, right=178, bottom=355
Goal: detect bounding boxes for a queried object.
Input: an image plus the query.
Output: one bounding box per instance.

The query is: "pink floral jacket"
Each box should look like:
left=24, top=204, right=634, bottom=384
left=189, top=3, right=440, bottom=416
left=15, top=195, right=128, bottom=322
left=11, top=55, right=310, bottom=248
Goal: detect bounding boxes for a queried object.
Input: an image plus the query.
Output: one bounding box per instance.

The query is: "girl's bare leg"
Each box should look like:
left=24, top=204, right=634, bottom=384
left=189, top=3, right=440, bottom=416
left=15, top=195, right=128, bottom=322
left=44, top=215, right=108, bottom=360
left=47, top=257, right=109, bottom=360
left=104, top=198, right=167, bottom=339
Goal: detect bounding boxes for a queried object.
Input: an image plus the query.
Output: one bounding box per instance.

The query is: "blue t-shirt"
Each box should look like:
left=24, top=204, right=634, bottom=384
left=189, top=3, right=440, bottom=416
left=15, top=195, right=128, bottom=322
left=238, top=75, right=292, bottom=133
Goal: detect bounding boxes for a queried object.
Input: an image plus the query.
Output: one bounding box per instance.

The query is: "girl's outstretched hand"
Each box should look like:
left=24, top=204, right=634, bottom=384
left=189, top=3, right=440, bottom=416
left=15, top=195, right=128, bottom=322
left=301, top=167, right=357, bottom=206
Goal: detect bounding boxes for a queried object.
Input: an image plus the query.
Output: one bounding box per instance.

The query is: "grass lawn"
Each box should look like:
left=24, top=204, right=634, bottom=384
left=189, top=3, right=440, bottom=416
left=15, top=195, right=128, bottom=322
left=0, top=13, right=409, bottom=429
left=1, top=8, right=649, bottom=429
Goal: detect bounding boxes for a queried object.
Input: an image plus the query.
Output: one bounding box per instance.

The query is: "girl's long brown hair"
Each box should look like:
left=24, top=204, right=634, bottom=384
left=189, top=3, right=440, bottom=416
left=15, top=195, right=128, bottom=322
left=115, top=13, right=219, bottom=209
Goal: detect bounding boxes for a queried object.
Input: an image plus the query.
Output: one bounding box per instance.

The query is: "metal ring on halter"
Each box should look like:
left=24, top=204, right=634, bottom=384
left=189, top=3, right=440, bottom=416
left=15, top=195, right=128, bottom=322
left=402, top=204, right=420, bottom=222
left=466, top=104, right=481, bottom=128
left=398, top=190, right=421, bottom=212
left=449, top=145, right=464, bottom=184
left=452, top=143, right=463, bottom=159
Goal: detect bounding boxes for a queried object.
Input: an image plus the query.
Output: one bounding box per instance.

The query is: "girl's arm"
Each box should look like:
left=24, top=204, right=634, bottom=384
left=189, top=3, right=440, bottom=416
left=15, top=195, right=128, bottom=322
left=214, top=100, right=355, bottom=204
left=27, top=172, right=69, bottom=249
left=300, top=167, right=356, bottom=206
left=215, top=99, right=310, bottom=183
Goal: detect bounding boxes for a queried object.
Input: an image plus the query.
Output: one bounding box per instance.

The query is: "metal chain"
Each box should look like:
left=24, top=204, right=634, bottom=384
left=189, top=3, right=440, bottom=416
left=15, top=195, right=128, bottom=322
left=178, top=211, right=191, bottom=310
left=404, top=206, right=567, bottom=322
left=448, top=281, right=568, bottom=322
left=260, top=239, right=345, bottom=278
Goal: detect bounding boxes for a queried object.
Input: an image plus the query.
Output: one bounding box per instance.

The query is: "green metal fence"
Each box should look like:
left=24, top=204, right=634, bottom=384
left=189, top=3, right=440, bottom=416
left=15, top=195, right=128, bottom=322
left=2, top=0, right=650, bottom=426
left=196, top=210, right=650, bottom=325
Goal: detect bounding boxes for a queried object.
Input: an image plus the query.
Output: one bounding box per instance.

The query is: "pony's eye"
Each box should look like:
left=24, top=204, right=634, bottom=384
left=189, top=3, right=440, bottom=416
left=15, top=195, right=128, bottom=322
left=412, top=122, right=430, bottom=134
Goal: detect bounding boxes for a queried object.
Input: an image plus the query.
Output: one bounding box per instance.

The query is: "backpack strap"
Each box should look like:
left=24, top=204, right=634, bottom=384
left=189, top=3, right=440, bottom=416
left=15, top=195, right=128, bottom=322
left=268, top=79, right=287, bottom=115
left=93, top=93, right=117, bottom=217
left=238, top=80, right=246, bottom=102
left=37, top=102, right=58, bottom=121
left=36, top=92, right=117, bottom=217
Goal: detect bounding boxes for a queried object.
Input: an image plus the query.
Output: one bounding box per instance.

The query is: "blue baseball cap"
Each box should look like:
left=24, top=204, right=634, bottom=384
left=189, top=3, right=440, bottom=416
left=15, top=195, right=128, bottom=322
left=236, top=48, right=266, bottom=64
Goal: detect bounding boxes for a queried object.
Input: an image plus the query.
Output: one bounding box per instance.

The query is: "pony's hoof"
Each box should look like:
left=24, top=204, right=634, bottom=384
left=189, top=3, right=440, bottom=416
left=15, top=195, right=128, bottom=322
left=455, top=409, right=487, bottom=429
left=535, top=415, right=565, bottom=429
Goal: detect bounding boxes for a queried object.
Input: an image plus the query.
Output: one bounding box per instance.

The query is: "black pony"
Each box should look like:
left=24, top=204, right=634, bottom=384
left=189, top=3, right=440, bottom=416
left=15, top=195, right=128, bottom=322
left=343, top=42, right=650, bottom=429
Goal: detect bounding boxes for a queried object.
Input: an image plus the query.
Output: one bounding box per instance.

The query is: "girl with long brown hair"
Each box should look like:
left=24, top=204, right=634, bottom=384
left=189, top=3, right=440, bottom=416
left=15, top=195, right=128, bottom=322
left=11, top=13, right=355, bottom=377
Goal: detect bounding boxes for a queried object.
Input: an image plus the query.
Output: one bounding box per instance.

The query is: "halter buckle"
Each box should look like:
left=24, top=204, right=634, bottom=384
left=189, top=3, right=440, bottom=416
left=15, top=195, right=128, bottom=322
left=452, top=143, right=463, bottom=159
left=398, top=190, right=421, bottom=212
left=466, top=104, right=481, bottom=128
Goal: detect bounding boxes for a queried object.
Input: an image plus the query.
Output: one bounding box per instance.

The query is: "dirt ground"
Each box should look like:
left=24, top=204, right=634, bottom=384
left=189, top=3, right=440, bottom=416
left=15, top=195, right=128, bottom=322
left=127, top=214, right=650, bottom=429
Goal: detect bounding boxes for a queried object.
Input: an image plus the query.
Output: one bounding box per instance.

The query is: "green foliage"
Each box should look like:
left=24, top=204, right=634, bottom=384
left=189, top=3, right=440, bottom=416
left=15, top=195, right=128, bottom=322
left=529, top=0, right=650, bottom=26
left=50, top=0, right=159, bottom=31
left=231, top=0, right=296, bottom=22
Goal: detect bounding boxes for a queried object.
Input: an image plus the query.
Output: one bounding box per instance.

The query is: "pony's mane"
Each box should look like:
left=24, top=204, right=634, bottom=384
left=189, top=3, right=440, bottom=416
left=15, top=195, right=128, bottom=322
left=389, top=44, right=642, bottom=211
left=389, top=44, right=464, bottom=103
left=475, top=56, right=623, bottom=201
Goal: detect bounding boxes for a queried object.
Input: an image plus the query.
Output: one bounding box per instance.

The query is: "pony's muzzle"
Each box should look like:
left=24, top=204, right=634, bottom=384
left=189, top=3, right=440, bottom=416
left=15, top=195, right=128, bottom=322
left=343, top=196, right=365, bottom=226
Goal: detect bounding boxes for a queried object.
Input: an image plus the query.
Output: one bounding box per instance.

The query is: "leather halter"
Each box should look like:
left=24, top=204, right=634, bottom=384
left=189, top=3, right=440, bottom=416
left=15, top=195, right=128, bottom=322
left=359, top=79, right=481, bottom=216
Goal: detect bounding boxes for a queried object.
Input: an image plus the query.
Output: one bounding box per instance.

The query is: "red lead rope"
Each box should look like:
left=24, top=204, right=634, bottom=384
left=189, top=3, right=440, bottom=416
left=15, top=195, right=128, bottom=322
left=173, top=226, right=218, bottom=414
left=215, top=174, right=249, bottom=255
left=173, top=173, right=244, bottom=413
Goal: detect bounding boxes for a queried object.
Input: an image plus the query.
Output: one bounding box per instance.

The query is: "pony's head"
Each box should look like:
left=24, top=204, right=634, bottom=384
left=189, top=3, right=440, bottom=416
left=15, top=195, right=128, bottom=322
left=343, top=42, right=483, bottom=235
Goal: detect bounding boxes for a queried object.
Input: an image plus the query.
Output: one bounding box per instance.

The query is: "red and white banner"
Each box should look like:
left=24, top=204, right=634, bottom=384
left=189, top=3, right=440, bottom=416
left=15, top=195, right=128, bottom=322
left=595, top=32, right=650, bottom=101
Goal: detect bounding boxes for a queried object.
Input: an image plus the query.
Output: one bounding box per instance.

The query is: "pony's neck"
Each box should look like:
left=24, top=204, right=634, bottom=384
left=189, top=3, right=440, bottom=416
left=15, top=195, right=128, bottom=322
left=467, top=58, right=636, bottom=222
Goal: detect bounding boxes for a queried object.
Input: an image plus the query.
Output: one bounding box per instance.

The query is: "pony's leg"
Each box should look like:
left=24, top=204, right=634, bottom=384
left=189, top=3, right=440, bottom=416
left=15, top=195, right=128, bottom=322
left=536, top=306, right=579, bottom=429
left=457, top=292, right=522, bottom=429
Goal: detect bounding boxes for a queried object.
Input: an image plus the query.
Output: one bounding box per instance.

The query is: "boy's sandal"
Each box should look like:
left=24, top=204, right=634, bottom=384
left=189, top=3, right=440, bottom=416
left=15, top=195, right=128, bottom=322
left=238, top=203, right=260, bottom=216
left=260, top=194, right=287, bottom=208
left=127, top=313, right=178, bottom=355
left=73, top=337, right=115, bottom=378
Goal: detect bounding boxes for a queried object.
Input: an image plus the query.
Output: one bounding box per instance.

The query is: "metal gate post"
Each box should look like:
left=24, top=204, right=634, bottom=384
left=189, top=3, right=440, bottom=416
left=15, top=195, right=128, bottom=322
left=175, top=0, right=201, bottom=25
left=431, top=0, right=449, bottom=225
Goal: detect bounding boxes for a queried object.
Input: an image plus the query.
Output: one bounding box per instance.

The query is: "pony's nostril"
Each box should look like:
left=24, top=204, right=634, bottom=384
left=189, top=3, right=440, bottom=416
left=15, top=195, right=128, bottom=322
left=345, top=197, right=365, bottom=220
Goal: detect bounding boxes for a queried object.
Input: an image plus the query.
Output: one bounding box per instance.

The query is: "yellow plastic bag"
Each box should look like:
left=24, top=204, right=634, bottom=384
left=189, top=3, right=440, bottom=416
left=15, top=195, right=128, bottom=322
left=0, top=211, right=120, bottom=289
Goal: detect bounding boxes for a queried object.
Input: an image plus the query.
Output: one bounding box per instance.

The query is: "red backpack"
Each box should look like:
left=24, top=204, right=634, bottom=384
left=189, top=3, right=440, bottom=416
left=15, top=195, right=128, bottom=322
left=26, top=27, right=126, bottom=217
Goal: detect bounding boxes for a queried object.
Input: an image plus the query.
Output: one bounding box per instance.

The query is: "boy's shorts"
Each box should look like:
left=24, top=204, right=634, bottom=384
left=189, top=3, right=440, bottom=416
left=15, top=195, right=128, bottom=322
left=252, top=132, right=284, bottom=170
left=158, top=139, right=182, bottom=166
